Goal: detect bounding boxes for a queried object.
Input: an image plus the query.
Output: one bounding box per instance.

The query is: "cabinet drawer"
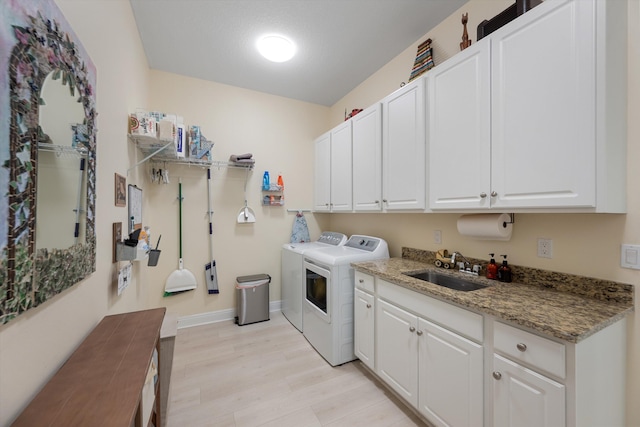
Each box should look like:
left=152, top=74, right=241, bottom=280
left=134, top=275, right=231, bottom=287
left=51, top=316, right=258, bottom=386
left=494, top=321, right=565, bottom=379
left=355, top=271, right=375, bottom=293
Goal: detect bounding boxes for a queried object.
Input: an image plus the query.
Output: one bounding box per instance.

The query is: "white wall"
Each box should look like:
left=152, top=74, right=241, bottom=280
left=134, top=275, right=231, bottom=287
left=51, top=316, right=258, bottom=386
left=0, top=0, right=151, bottom=424
left=326, top=1, right=640, bottom=425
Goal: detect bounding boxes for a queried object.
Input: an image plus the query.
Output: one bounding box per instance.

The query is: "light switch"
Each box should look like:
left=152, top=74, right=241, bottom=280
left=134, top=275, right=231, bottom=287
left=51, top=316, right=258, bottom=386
left=621, top=244, right=640, bottom=269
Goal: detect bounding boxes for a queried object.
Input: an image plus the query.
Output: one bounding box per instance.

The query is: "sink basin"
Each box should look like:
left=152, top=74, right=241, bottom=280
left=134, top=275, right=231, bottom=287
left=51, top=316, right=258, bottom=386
left=403, top=271, right=487, bottom=292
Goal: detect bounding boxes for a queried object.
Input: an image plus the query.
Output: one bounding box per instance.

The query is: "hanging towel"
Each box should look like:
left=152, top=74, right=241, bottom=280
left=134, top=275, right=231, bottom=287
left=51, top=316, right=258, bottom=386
left=290, top=212, right=311, bottom=243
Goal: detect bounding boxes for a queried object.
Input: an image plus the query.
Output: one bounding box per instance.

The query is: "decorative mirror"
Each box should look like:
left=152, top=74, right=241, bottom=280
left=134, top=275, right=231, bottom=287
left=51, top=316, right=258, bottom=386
left=0, top=1, right=97, bottom=324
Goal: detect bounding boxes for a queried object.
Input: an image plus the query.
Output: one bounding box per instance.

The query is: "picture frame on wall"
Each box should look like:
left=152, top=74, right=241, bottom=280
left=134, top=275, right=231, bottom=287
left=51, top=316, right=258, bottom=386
left=115, top=173, right=126, bottom=207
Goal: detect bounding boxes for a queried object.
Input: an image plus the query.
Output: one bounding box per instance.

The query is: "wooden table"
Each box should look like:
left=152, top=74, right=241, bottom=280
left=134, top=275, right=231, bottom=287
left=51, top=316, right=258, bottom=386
left=12, top=308, right=166, bottom=427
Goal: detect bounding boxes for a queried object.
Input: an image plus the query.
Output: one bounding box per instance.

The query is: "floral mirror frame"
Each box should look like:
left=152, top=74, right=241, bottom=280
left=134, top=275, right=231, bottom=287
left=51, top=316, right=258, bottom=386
left=0, top=1, right=97, bottom=324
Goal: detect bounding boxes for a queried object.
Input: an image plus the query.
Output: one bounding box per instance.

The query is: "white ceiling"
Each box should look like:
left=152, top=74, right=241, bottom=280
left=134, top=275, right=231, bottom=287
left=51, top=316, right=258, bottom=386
left=129, top=0, right=466, bottom=106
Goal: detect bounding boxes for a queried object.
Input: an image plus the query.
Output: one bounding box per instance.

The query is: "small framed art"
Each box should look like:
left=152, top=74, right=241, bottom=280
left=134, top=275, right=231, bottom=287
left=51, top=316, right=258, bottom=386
left=115, top=173, right=126, bottom=207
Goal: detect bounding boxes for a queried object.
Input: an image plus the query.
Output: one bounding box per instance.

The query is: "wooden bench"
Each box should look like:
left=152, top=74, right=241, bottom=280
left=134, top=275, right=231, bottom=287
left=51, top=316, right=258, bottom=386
left=12, top=308, right=166, bottom=427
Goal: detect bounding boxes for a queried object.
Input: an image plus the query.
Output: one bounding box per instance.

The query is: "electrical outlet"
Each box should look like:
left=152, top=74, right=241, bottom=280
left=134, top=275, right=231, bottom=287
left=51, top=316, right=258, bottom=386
left=537, top=238, right=553, bottom=259
left=433, top=230, right=442, bottom=244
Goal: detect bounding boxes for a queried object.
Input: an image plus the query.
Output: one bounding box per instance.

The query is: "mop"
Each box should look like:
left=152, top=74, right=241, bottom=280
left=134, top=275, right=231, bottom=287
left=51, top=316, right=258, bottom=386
left=205, top=168, right=219, bottom=294
left=164, top=179, right=197, bottom=296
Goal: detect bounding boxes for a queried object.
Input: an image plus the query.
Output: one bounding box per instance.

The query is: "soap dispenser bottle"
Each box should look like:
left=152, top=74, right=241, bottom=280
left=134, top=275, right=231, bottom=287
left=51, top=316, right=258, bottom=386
left=486, top=253, right=498, bottom=280
left=263, top=171, right=270, bottom=190
left=498, top=255, right=512, bottom=283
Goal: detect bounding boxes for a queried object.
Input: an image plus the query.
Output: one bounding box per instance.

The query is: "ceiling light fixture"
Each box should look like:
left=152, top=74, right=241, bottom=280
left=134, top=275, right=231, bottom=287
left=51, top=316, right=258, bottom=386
left=256, top=34, right=296, bottom=63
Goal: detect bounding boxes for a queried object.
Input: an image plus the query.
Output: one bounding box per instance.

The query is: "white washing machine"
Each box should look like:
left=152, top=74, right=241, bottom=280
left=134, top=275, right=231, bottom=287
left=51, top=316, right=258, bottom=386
left=303, top=235, right=389, bottom=366
left=281, top=231, right=347, bottom=332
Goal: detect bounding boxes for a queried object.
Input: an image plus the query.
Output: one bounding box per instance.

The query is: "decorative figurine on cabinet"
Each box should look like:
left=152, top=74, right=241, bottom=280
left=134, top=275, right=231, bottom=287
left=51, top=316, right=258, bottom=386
left=460, top=13, right=472, bottom=50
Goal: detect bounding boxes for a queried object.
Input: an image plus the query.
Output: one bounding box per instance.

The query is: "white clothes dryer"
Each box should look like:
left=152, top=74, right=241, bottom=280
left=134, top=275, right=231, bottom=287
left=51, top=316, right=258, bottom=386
left=303, top=235, right=389, bottom=366
left=281, top=232, right=347, bottom=332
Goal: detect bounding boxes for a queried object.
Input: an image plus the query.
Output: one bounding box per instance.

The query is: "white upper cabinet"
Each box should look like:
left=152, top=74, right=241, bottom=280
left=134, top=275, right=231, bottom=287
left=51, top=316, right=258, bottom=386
left=329, top=120, right=353, bottom=211
left=313, top=131, right=331, bottom=212
left=382, top=78, right=427, bottom=211
left=491, top=0, right=595, bottom=210
left=429, top=0, right=627, bottom=212
left=352, top=103, right=382, bottom=211
left=313, top=122, right=353, bottom=212
left=428, top=41, right=491, bottom=210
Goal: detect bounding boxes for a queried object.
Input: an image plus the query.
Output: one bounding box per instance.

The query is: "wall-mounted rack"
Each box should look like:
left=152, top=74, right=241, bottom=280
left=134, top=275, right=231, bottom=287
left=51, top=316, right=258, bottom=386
left=127, top=134, right=254, bottom=173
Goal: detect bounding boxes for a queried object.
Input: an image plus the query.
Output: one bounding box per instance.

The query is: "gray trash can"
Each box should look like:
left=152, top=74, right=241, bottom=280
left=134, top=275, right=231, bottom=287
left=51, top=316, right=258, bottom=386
left=235, top=274, right=271, bottom=326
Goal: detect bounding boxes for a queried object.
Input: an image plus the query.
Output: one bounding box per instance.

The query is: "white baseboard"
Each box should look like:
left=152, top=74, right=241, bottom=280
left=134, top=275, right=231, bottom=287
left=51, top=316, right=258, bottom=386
left=176, top=300, right=282, bottom=329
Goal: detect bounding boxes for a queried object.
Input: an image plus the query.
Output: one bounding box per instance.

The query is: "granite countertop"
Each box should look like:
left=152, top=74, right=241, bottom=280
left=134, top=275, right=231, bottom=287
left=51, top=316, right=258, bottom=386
left=351, top=254, right=634, bottom=344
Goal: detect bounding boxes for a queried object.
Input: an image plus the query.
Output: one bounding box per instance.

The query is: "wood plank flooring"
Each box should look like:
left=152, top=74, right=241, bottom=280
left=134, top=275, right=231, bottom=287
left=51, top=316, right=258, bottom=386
left=167, top=311, right=428, bottom=427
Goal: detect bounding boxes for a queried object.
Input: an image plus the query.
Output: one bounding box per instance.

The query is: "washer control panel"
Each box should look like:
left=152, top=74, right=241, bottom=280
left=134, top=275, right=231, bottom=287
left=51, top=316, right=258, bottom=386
left=317, top=232, right=347, bottom=246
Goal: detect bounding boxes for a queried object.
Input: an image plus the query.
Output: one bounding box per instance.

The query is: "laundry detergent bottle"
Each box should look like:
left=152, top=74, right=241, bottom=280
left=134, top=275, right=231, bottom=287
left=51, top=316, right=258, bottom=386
left=263, top=171, right=270, bottom=190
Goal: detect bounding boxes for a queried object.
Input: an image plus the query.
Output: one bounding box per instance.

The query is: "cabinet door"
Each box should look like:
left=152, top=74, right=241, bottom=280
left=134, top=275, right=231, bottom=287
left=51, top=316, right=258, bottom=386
left=428, top=41, right=491, bottom=210
left=491, top=0, right=596, bottom=209
left=493, top=354, right=565, bottom=427
left=418, top=318, right=483, bottom=427
left=376, top=298, right=418, bottom=406
left=352, top=104, right=382, bottom=211
left=382, top=78, right=426, bottom=210
left=354, top=288, right=375, bottom=370
left=330, top=120, right=353, bottom=211
left=313, top=132, right=331, bottom=211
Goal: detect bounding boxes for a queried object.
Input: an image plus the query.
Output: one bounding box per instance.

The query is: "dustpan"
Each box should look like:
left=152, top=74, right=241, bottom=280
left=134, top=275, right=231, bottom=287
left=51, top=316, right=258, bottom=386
left=237, top=202, right=256, bottom=223
left=165, top=180, right=197, bottom=295
left=237, top=168, right=256, bottom=223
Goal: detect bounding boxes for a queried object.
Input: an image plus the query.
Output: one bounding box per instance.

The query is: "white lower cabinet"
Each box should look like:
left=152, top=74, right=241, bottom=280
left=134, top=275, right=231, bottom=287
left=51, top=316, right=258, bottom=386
left=492, top=321, right=566, bottom=427
left=492, top=354, right=565, bottom=427
left=354, top=272, right=628, bottom=427
left=354, top=288, right=375, bottom=370
left=373, top=278, right=483, bottom=426
left=419, top=318, right=483, bottom=427
left=491, top=319, right=627, bottom=427
left=376, top=298, right=419, bottom=406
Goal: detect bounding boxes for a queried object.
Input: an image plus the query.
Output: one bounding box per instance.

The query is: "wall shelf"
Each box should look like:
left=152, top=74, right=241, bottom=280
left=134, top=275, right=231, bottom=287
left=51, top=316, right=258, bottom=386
left=128, top=134, right=253, bottom=173
left=262, top=184, right=284, bottom=206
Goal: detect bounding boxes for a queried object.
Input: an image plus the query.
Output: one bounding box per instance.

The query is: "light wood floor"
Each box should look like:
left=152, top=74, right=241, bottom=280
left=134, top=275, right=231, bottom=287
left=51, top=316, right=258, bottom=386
left=167, top=311, right=428, bottom=427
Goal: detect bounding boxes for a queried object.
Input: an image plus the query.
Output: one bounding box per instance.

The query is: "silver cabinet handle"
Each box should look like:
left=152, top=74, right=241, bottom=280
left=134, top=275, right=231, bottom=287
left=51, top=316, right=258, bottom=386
left=366, top=303, right=371, bottom=309
left=480, top=192, right=487, bottom=198
left=375, top=200, right=380, bottom=204
left=416, top=330, right=423, bottom=336
left=516, top=343, right=527, bottom=352
left=359, top=279, right=364, bottom=283
left=409, top=326, right=416, bottom=333
left=382, top=199, right=388, bottom=203
left=493, top=371, right=502, bottom=380
left=491, top=191, right=498, bottom=197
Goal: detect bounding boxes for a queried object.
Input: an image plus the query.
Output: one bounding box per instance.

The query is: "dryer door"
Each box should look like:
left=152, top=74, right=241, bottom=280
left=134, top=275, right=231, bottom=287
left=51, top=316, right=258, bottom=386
left=304, top=259, right=331, bottom=324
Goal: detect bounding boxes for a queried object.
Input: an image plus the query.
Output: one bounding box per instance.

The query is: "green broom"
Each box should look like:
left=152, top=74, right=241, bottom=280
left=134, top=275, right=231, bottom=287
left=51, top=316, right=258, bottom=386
left=164, top=180, right=197, bottom=296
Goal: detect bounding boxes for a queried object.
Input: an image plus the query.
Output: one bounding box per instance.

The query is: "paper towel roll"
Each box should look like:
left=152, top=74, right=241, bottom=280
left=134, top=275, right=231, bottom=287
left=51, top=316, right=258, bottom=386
left=457, top=213, right=513, bottom=241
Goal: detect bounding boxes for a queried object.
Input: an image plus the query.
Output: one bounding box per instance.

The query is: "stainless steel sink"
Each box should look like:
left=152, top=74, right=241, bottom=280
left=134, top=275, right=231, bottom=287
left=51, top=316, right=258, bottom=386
left=403, top=271, right=487, bottom=292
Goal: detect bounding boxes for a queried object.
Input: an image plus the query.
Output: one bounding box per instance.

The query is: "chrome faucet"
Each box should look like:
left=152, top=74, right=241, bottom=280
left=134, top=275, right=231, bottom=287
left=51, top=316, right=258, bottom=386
left=451, top=252, right=480, bottom=275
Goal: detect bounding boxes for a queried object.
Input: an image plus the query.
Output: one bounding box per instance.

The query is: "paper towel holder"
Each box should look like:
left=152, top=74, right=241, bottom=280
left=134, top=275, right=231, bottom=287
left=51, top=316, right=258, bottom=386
left=503, top=213, right=515, bottom=227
